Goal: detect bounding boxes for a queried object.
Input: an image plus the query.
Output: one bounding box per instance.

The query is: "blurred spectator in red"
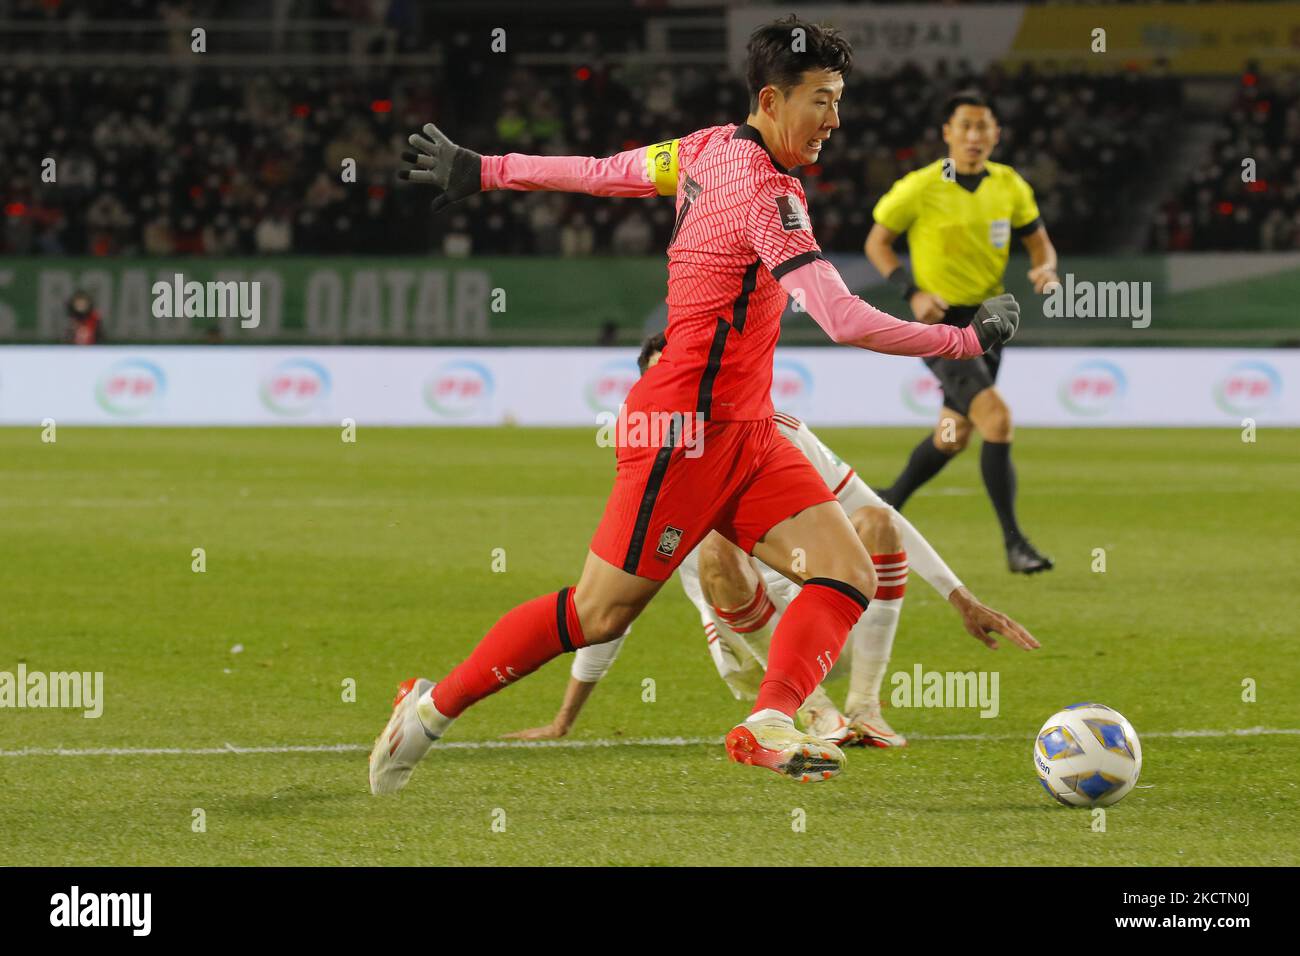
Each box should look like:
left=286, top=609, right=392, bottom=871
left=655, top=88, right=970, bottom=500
left=64, top=290, right=105, bottom=344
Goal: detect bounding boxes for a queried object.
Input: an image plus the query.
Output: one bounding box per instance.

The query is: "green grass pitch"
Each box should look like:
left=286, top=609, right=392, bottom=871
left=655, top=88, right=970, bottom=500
left=1, top=424, right=1297, bottom=866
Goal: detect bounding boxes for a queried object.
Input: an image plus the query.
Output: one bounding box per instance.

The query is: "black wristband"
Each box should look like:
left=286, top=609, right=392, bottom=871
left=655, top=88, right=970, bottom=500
left=446, top=147, right=483, bottom=201
left=887, top=266, right=919, bottom=302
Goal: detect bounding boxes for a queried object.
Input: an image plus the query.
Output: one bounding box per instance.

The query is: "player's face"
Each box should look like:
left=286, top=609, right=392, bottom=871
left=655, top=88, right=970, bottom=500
left=770, top=69, right=843, bottom=168
left=646, top=350, right=662, bottom=370
left=943, top=105, right=1000, bottom=172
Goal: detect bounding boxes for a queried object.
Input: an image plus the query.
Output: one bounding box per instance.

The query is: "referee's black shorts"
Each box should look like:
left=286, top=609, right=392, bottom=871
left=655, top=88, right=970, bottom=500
left=920, top=304, right=1003, bottom=418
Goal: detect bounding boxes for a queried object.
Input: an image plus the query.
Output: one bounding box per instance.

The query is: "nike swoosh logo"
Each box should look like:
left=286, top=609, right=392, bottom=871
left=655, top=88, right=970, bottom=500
left=983, top=318, right=1000, bottom=324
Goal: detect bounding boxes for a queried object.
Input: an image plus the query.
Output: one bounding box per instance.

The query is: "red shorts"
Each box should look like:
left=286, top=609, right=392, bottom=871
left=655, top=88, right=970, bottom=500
left=590, top=414, right=836, bottom=581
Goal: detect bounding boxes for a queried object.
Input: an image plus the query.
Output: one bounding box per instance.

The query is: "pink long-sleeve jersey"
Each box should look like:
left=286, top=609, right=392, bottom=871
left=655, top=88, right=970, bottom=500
left=481, top=124, right=982, bottom=421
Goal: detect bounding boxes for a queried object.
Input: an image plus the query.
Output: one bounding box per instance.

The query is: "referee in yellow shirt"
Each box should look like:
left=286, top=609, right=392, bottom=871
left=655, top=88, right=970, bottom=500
left=866, top=90, right=1059, bottom=574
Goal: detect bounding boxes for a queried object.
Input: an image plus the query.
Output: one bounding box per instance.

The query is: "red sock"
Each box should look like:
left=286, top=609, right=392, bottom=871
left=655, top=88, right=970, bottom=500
left=432, top=587, right=585, bottom=718
left=753, top=579, right=868, bottom=717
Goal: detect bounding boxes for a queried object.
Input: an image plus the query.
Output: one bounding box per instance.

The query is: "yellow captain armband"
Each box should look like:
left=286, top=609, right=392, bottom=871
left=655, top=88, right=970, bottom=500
left=645, top=139, right=680, bottom=196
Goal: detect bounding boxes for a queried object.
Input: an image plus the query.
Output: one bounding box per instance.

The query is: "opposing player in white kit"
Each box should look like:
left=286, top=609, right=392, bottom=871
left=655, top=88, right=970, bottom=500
left=503, top=336, right=1038, bottom=746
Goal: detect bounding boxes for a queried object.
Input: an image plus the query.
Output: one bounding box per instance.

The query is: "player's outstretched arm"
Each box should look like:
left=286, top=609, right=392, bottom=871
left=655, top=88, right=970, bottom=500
left=946, top=587, right=1041, bottom=651
left=500, top=676, right=600, bottom=740
left=798, top=419, right=1039, bottom=653
left=868, top=496, right=964, bottom=600
left=400, top=123, right=678, bottom=211
left=838, top=470, right=1039, bottom=651
left=865, top=223, right=949, bottom=325
left=889, top=499, right=1040, bottom=650
left=777, top=257, right=1019, bottom=357
left=750, top=175, right=1013, bottom=355
left=499, top=633, right=626, bottom=739
left=876, top=495, right=1038, bottom=650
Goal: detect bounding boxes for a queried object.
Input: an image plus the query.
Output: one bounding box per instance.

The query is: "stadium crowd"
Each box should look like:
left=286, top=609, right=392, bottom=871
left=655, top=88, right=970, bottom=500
left=2, top=57, right=1184, bottom=259
left=1150, top=71, right=1300, bottom=252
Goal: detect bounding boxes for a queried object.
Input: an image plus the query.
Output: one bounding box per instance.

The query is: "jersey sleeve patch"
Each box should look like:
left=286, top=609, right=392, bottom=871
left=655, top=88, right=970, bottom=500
left=775, top=194, right=811, bottom=232
left=644, top=139, right=680, bottom=196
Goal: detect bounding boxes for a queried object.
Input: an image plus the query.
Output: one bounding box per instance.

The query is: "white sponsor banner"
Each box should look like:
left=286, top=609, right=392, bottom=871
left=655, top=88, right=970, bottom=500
left=727, top=4, right=1027, bottom=76
left=0, top=346, right=1295, bottom=427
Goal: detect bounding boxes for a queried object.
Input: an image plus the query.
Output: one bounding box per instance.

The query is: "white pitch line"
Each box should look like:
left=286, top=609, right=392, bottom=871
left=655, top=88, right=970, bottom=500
left=0, top=727, right=1297, bottom=758
left=0, top=737, right=717, bottom=757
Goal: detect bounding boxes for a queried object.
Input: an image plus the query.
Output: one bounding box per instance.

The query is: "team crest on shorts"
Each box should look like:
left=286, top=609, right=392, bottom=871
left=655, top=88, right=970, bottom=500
left=656, top=525, right=684, bottom=558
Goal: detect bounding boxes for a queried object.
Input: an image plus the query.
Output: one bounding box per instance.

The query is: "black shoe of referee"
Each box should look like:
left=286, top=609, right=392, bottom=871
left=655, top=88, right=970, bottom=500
left=1007, top=537, right=1054, bottom=574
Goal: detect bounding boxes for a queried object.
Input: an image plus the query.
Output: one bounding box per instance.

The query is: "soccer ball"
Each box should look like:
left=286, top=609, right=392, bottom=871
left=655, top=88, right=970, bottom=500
left=1033, top=703, right=1142, bottom=807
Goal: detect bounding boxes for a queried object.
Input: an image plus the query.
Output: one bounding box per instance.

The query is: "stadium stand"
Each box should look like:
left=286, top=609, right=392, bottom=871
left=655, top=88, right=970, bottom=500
left=1150, top=70, right=1300, bottom=251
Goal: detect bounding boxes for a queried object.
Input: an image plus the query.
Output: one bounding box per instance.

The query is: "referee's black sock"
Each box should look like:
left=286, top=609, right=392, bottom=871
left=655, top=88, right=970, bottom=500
left=881, top=434, right=955, bottom=509
left=980, top=440, right=1024, bottom=546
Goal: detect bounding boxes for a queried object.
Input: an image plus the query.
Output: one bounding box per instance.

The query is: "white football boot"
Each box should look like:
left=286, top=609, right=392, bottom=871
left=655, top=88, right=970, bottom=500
left=368, top=677, right=452, bottom=794
left=846, top=705, right=908, bottom=748
left=797, top=685, right=855, bottom=746
left=725, top=712, right=846, bottom=783
left=798, top=705, right=856, bottom=747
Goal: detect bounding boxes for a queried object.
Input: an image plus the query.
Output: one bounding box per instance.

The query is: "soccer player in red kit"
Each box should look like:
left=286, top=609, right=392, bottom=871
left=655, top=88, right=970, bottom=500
left=370, top=15, right=1022, bottom=792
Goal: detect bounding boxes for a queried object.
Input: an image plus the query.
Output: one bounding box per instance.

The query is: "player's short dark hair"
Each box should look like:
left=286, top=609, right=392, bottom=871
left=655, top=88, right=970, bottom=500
left=637, top=332, right=667, bottom=375
left=746, top=14, right=853, bottom=113
left=943, top=89, right=997, bottom=123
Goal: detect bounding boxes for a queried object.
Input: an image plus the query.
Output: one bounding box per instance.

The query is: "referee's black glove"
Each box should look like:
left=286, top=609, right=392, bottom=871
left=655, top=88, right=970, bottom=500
left=398, top=123, right=482, bottom=214
left=973, top=293, right=1020, bottom=352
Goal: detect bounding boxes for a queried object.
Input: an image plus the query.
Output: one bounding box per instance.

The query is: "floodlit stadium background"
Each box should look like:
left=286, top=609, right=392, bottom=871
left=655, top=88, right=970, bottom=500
left=4, top=1, right=1300, bottom=874
left=1, top=0, right=1297, bottom=425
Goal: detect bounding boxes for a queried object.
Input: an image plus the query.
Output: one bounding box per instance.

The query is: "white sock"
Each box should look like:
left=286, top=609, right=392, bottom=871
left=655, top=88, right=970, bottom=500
left=709, top=582, right=779, bottom=699
left=714, top=581, right=777, bottom=667
left=419, top=685, right=455, bottom=737
left=705, top=616, right=777, bottom=699
left=845, top=598, right=901, bottom=714
left=734, top=617, right=774, bottom=670
left=801, top=685, right=838, bottom=714
left=846, top=552, right=907, bottom=714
